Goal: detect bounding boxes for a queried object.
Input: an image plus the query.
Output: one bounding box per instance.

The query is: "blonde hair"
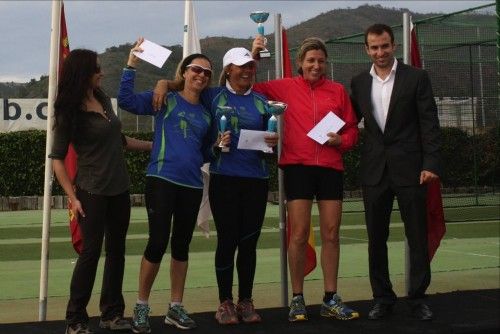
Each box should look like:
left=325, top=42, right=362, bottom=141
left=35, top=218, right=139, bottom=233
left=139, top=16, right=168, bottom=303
left=296, top=37, right=328, bottom=75
left=218, top=65, right=231, bottom=86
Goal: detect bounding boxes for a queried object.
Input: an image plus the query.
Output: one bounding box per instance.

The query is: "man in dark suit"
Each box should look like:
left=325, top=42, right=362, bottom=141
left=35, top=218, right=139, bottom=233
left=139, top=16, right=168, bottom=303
left=350, top=24, right=441, bottom=321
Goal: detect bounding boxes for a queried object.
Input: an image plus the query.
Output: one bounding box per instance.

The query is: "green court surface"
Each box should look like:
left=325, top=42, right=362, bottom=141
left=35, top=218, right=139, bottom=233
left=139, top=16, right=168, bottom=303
left=0, top=205, right=498, bottom=322
left=0, top=236, right=498, bottom=301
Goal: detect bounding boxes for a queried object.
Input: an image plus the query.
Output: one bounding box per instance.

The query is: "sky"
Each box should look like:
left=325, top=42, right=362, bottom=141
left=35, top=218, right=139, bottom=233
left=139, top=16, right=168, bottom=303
left=0, top=0, right=494, bottom=83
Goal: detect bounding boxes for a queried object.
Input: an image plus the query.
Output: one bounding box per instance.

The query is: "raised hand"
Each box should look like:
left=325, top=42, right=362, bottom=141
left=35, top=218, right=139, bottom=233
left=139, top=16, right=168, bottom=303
left=251, top=35, right=266, bottom=59
left=127, top=37, right=144, bottom=68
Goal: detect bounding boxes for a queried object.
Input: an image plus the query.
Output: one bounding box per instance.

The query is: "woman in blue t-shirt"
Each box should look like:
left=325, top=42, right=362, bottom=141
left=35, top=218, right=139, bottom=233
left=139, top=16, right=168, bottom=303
left=206, top=47, right=279, bottom=325
left=118, top=38, right=216, bottom=333
left=153, top=47, right=279, bottom=326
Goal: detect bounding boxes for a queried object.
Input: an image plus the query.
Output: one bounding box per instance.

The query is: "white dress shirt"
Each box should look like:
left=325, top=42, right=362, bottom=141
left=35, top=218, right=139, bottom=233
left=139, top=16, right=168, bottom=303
left=370, top=58, right=398, bottom=132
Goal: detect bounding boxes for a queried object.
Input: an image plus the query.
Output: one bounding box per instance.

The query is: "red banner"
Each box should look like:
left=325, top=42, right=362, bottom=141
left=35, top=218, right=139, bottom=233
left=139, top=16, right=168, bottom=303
left=282, top=28, right=317, bottom=276
left=59, top=3, right=82, bottom=254
left=411, top=21, right=446, bottom=261
left=58, top=4, right=70, bottom=78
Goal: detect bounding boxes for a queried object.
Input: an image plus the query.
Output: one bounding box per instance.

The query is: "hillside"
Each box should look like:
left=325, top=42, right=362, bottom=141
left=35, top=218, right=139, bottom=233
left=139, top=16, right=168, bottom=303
left=0, top=4, right=491, bottom=98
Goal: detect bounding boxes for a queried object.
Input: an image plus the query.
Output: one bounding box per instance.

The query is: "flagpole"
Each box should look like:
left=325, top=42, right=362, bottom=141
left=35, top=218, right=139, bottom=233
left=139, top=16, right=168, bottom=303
left=183, top=0, right=191, bottom=58
left=274, top=13, right=288, bottom=307
left=182, top=0, right=210, bottom=237
left=402, top=12, right=411, bottom=297
left=183, top=0, right=200, bottom=58
left=39, top=0, right=61, bottom=321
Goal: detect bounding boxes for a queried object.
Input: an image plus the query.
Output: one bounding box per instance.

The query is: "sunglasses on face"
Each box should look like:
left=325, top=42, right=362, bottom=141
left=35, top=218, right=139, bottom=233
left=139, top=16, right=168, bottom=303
left=186, top=64, right=212, bottom=77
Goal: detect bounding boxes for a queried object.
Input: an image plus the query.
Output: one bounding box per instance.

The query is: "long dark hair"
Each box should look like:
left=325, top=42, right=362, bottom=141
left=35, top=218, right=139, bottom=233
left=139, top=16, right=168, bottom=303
left=54, top=49, right=106, bottom=140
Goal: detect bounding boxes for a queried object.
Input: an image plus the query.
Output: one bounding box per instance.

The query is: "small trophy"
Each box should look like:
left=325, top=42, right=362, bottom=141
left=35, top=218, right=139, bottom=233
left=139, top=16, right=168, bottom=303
left=266, top=100, right=287, bottom=118
left=263, top=100, right=287, bottom=153
left=267, top=115, right=277, bottom=133
left=217, top=105, right=233, bottom=152
left=250, top=11, right=271, bottom=58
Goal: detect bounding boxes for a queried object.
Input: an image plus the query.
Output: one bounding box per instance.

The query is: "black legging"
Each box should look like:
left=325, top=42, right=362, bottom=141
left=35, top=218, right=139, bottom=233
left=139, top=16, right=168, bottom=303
left=143, top=176, right=202, bottom=263
left=209, top=174, right=268, bottom=303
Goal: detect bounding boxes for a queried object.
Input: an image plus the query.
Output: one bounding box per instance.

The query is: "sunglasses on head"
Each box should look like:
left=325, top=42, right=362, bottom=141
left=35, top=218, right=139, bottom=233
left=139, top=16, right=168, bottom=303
left=186, top=64, right=212, bottom=77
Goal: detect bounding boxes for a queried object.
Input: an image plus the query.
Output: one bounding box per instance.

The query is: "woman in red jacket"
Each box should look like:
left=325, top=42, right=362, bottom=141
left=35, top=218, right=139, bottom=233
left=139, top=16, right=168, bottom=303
left=252, top=37, right=359, bottom=322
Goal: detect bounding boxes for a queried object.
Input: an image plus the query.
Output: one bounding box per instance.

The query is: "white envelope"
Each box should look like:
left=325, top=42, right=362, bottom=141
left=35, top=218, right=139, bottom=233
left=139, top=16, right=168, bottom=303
left=237, top=129, right=273, bottom=152
left=133, top=39, right=172, bottom=68
left=307, top=111, right=345, bottom=144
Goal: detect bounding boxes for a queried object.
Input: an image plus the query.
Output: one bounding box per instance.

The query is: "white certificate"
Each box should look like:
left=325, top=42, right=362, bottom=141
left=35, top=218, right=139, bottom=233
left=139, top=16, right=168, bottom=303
left=307, top=111, right=345, bottom=144
left=237, top=129, right=272, bottom=152
left=133, top=39, right=172, bottom=68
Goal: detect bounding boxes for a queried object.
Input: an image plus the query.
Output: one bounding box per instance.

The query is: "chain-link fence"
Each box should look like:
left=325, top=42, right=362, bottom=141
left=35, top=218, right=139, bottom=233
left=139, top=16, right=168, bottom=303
left=118, top=4, right=498, bottom=219
left=345, top=4, right=497, bottom=208
left=270, top=4, right=497, bottom=217
left=280, top=3, right=498, bottom=130
left=120, top=4, right=497, bottom=134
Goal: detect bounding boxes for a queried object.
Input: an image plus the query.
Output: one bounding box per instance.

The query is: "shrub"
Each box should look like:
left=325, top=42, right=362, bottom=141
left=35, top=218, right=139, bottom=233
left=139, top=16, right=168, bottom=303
left=0, top=127, right=497, bottom=196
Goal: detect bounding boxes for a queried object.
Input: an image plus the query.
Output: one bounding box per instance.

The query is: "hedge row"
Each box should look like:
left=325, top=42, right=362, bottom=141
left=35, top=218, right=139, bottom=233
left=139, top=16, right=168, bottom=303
left=0, top=127, right=497, bottom=196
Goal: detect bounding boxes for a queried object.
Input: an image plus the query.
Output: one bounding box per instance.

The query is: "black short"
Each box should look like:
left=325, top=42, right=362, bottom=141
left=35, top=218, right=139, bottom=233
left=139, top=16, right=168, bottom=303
left=143, top=176, right=202, bottom=263
left=283, top=164, right=343, bottom=201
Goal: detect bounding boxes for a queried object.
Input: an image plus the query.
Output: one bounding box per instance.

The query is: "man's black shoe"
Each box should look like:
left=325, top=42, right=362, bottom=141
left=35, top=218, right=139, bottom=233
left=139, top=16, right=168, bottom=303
left=368, top=303, right=393, bottom=320
left=412, top=303, right=433, bottom=321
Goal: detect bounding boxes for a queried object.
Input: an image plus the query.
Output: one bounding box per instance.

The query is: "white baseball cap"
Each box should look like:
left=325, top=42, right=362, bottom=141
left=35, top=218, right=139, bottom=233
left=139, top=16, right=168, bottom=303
left=223, top=47, right=255, bottom=68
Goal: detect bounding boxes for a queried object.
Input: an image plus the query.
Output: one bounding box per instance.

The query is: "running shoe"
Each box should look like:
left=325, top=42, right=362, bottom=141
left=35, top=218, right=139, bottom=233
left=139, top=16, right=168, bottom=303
left=236, top=299, right=261, bottom=323
left=215, top=299, right=239, bottom=325
left=99, top=315, right=131, bottom=330
left=288, top=295, right=308, bottom=322
left=320, top=293, right=360, bottom=320
left=165, top=304, right=197, bottom=329
left=132, top=303, right=151, bottom=334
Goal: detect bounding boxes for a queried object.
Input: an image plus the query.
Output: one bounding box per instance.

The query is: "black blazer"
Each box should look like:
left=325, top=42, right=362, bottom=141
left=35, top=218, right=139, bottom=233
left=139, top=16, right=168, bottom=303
left=350, top=62, right=441, bottom=186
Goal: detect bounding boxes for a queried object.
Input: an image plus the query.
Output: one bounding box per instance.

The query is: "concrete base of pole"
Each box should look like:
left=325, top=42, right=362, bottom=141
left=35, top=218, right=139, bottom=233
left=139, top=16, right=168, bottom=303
left=38, top=299, right=47, bottom=322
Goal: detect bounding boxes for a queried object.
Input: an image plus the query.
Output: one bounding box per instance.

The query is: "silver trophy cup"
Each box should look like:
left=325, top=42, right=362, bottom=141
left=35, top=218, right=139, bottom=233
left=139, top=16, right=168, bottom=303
left=267, top=100, right=287, bottom=117
left=250, top=11, right=271, bottom=58
left=216, top=105, right=234, bottom=152
left=263, top=100, right=287, bottom=153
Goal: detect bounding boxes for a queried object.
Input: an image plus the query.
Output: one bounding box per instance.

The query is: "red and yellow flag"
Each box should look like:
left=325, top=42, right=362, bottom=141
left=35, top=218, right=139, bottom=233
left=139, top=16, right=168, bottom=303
left=282, top=28, right=317, bottom=276
left=410, top=20, right=446, bottom=261
left=59, top=3, right=82, bottom=254
left=58, top=3, right=70, bottom=77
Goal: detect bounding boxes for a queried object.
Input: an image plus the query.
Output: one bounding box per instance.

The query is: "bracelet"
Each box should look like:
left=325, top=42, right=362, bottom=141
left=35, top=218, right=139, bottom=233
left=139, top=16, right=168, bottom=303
left=126, top=65, right=136, bottom=70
